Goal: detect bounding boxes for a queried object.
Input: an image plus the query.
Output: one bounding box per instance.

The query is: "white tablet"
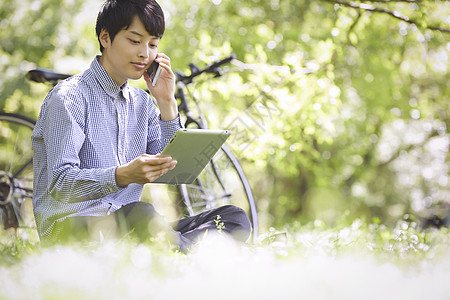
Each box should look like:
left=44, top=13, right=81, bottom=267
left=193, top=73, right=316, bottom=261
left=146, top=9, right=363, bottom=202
left=152, top=129, right=231, bottom=184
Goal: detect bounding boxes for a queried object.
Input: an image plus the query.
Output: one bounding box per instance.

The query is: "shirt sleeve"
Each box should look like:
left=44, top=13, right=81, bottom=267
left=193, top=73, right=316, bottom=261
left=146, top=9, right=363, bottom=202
left=159, top=114, right=183, bottom=150
left=41, top=85, right=120, bottom=204
left=146, top=109, right=182, bottom=154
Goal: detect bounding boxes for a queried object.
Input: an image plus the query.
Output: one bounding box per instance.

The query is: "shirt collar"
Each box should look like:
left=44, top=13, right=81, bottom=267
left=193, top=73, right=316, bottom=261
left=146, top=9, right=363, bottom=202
left=91, top=55, right=129, bottom=100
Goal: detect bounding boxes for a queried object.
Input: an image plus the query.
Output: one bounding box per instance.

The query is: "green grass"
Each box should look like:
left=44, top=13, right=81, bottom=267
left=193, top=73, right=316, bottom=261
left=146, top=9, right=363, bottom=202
left=1, top=218, right=449, bottom=300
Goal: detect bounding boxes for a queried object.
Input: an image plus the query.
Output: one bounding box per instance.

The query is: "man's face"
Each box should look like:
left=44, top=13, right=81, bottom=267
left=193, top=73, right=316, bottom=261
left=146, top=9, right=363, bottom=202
left=99, top=15, right=160, bottom=86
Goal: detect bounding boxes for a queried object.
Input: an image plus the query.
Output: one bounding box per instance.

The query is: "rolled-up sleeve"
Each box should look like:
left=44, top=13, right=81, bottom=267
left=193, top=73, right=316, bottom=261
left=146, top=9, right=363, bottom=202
left=146, top=109, right=182, bottom=154
left=159, top=114, right=182, bottom=150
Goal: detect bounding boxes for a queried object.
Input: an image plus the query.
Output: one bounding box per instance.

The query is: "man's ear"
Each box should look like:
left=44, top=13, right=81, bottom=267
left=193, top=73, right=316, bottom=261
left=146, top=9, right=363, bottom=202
left=99, top=28, right=111, bottom=50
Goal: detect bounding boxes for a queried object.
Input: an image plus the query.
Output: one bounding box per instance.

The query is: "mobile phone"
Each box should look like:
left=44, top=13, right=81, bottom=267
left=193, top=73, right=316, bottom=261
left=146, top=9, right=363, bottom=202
left=147, top=60, right=162, bottom=87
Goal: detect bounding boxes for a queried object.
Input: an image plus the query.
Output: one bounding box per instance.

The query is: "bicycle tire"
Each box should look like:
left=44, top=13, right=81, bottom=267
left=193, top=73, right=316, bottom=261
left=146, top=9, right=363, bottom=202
left=0, top=112, right=36, bottom=230
left=177, top=144, right=258, bottom=243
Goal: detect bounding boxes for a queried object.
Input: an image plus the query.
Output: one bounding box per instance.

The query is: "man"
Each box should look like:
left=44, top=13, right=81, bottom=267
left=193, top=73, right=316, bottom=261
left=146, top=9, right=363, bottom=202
left=32, top=0, right=251, bottom=251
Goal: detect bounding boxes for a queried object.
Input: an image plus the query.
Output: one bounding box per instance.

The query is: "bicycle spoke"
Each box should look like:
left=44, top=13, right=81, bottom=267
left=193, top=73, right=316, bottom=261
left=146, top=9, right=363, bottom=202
left=9, top=126, right=21, bottom=174
left=12, top=159, right=33, bottom=178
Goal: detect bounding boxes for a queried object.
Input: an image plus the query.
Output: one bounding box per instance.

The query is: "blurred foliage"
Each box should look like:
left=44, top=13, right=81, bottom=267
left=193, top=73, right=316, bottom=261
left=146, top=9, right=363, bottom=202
left=1, top=0, right=449, bottom=230
left=160, top=0, right=450, bottom=229
left=1, top=217, right=449, bottom=269
left=0, top=0, right=96, bottom=118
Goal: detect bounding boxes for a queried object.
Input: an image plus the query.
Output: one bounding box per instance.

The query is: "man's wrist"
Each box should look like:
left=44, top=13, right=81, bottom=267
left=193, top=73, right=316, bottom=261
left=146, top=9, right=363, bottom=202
left=158, top=98, right=179, bottom=121
left=115, top=165, right=130, bottom=187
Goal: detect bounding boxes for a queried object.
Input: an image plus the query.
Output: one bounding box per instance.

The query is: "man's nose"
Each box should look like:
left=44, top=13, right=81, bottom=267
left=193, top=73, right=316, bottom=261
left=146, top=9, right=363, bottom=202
left=139, top=44, right=150, bottom=59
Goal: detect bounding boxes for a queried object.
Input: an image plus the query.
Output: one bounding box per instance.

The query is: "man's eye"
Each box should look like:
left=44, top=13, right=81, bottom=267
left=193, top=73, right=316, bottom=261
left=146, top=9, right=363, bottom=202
left=130, top=39, right=139, bottom=44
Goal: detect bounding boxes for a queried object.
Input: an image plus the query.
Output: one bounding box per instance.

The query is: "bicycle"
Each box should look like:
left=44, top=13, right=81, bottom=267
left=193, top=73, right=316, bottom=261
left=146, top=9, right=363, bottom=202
left=0, top=54, right=258, bottom=242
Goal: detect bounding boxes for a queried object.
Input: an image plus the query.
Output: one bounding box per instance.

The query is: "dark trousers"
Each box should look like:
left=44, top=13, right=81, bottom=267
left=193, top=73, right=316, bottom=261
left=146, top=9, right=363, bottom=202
left=56, top=202, right=252, bottom=252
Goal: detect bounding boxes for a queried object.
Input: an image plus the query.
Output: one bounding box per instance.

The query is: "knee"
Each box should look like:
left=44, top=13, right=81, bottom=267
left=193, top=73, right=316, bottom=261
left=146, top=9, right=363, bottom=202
left=116, top=202, right=165, bottom=241
left=122, top=202, right=157, bottom=219
left=221, top=205, right=252, bottom=242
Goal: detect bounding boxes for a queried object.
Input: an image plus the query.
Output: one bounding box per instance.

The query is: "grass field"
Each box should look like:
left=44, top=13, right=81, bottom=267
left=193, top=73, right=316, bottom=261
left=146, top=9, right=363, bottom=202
left=1, top=218, right=449, bottom=300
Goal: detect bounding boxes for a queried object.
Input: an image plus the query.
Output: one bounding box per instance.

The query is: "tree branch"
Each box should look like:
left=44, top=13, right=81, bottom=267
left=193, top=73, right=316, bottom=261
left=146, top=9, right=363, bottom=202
left=359, top=0, right=422, bottom=2
left=321, top=0, right=450, bottom=34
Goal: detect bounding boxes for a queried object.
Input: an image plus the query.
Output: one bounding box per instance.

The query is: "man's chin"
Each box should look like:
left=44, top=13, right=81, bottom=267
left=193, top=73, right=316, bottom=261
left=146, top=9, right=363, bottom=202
left=129, top=73, right=144, bottom=81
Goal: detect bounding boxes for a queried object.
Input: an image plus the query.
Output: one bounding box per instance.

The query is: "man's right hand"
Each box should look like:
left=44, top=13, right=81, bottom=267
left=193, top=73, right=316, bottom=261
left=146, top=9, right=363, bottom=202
left=115, top=154, right=177, bottom=187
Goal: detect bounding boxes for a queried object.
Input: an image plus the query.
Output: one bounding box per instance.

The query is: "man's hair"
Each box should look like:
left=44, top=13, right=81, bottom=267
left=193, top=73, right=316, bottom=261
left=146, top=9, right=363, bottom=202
left=95, top=0, right=165, bottom=52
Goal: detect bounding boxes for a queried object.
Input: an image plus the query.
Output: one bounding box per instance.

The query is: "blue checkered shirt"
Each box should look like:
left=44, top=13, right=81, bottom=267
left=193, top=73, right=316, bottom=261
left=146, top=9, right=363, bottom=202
left=32, top=56, right=181, bottom=240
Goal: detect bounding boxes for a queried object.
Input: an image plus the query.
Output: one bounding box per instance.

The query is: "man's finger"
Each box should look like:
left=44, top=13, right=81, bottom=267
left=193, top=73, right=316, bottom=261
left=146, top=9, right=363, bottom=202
left=146, top=166, right=174, bottom=182
left=140, top=155, right=173, bottom=165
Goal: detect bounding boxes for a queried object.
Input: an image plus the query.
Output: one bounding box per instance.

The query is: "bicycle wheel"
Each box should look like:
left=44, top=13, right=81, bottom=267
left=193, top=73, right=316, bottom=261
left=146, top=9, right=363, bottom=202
left=0, top=112, right=35, bottom=230
left=177, top=144, right=258, bottom=242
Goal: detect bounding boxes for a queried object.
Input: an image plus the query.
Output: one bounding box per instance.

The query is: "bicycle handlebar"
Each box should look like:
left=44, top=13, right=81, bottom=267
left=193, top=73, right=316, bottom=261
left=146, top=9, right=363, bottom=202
left=23, top=55, right=236, bottom=130
left=26, top=54, right=236, bottom=87
left=176, top=53, right=236, bottom=85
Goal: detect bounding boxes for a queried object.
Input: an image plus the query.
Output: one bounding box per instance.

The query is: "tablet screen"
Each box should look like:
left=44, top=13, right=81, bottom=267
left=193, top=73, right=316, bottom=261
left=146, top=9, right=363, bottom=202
left=152, top=129, right=231, bottom=184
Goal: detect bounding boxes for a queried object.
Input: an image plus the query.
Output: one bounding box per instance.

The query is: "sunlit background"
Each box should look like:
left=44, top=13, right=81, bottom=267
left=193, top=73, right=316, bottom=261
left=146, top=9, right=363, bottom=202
left=1, top=1, right=450, bottom=299
left=1, top=0, right=449, bottom=231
